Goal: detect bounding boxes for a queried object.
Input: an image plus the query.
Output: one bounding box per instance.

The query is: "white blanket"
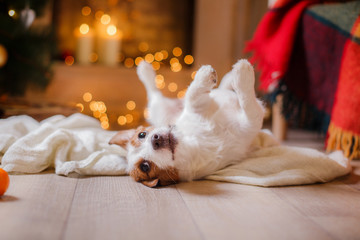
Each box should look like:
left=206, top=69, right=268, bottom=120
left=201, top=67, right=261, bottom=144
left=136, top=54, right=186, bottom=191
left=0, top=114, right=351, bottom=187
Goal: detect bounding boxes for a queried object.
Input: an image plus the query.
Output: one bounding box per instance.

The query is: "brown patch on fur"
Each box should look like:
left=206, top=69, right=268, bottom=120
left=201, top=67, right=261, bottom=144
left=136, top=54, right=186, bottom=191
left=109, top=128, right=136, bottom=148
left=130, top=159, right=179, bottom=188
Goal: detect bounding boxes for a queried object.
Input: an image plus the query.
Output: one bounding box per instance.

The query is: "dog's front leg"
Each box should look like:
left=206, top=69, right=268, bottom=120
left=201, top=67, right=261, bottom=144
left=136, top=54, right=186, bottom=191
left=137, top=61, right=183, bottom=126
left=182, top=65, right=218, bottom=118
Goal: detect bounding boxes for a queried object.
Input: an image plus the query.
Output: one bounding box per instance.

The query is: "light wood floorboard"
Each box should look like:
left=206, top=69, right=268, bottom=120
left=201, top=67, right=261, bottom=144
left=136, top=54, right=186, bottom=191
left=0, top=173, right=78, bottom=240
left=1, top=129, right=359, bottom=240
left=62, top=176, right=202, bottom=240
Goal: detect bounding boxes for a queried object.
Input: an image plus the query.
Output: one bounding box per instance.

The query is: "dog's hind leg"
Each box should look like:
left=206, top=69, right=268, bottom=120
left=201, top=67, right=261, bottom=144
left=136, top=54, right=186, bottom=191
left=182, top=65, right=218, bottom=118
left=218, top=71, right=234, bottom=91
left=231, top=59, right=264, bottom=132
left=137, top=61, right=183, bottom=126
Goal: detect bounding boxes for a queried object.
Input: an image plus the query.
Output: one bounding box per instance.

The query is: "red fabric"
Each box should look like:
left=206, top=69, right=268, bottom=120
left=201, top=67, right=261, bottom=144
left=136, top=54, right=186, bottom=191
left=245, top=0, right=321, bottom=92
left=330, top=17, right=360, bottom=135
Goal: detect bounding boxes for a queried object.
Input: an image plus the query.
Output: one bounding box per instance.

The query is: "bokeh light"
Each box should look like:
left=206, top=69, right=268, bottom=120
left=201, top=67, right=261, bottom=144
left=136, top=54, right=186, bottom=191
left=184, top=55, right=194, bottom=65
left=106, top=25, right=117, bottom=36
left=117, top=116, right=126, bottom=125
left=124, top=58, right=134, bottom=68
left=126, top=100, right=136, bottom=110
left=145, top=53, right=154, bottom=63
left=168, top=82, right=178, bottom=92
left=81, top=6, right=91, bottom=16
left=83, top=92, right=92, bottom=102
left=65, top=56, right=75, bottom=66
left=138, top=42, right=149, bottom=52
left=172, top=47, right=182, bottom=57
left=101, top=14, right=111, bottom=25
left=79, top=24, right=90, bottom=34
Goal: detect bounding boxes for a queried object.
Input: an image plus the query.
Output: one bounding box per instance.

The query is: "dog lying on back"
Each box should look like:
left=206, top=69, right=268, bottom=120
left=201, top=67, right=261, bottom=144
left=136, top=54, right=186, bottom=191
left=109, top=59, right=265, bottom=187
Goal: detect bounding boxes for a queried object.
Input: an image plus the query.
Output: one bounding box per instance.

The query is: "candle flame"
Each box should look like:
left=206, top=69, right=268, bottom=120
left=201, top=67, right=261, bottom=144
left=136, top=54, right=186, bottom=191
left=79, top=24, right=90, bottom=35
left=106, top=25, right=117, bottom=36
left=101, top=14, right=111, bottom=25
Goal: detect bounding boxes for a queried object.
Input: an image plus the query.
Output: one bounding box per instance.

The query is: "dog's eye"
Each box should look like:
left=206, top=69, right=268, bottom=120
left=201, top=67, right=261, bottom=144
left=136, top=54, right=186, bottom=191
left=140, top=161, right=151, bottom=173
left=138, top=131, right=147, bottom=139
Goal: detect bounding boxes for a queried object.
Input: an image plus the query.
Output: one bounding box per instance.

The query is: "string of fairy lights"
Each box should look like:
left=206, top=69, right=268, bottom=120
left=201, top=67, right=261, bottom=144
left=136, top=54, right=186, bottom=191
left=62, top=5, right=198, bottom=130
left=5, top=5, right=198, bottom=129
left=75, top=61, right=196, bottom=130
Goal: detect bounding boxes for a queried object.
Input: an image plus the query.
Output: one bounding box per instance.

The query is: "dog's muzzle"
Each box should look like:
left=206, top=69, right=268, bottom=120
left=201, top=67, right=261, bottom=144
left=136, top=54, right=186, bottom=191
left=151, top=134, right=164, bottom=150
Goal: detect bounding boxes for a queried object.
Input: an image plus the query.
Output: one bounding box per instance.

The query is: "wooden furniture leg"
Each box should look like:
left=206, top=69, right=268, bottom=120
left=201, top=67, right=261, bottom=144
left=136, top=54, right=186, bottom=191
left=272, top=94, right=287, bottom=141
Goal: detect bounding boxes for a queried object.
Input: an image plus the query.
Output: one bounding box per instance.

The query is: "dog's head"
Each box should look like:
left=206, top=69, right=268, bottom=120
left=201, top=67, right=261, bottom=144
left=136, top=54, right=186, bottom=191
left=109, top=125, right=179, bottom=187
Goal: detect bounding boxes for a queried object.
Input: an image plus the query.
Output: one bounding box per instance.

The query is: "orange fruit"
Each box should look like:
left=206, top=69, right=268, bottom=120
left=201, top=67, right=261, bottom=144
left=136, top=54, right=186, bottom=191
left=0, top=168, right=10, bottom=196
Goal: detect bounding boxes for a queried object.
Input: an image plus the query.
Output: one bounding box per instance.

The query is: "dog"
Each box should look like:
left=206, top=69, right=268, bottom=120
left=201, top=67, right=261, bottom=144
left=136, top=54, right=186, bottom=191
left=109, top=59, right=265, bottom=187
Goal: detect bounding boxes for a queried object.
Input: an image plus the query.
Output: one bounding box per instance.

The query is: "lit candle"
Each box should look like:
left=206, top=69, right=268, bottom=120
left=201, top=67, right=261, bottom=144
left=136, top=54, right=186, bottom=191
left=75, top=24, right=94, bottom=65
left=98, top=24, right=122, bottom=66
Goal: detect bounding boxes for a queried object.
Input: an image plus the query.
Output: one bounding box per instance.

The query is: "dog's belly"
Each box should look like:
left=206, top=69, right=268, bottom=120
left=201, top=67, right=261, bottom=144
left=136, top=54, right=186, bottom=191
left=175, top=89, right=257, bottom=180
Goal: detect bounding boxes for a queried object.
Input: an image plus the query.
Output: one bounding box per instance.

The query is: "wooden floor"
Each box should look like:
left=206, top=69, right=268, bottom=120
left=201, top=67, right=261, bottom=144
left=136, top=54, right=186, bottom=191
left=1, top=129, right=360, bottom=240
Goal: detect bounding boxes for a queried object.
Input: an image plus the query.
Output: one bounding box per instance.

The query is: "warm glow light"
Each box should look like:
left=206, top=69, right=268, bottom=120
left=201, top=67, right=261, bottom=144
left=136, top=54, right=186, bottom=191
left=138, top=42, right=149, bottom=52
left=135, top=57, right=144, bottom=66
left=79, top=24, right=90, bottom=35
left=154, top=52, right=164, bottom=61
left=144, top=108, right=150, bottom=119
left=89, top=101, right=97, bottom=111
left=101, top=121, right=109, bottom=129
left=171, top=62, right=182, bottom=72
left=145, top=53, right=154, bottom=63
left=170, top=57, right=179, bottom=65
left=89, top=53, right=98, bottom=63
left=83, top=92, right=92, bottom=102
left=152, top=61, right=160, bottom=70
left=95, top=10, right=104, bottom=20
left=168, top=82, right=178, bottom=92
left=65, top=56, right=74, bottom=66
left=106, top=24, right=117, bottom=36
left=76, top=103, right=84, bottom=112
left=126, top=100, right=136, bottom=110
left=100, top=115, right=108, bottom=122
left=93, top=111, right=101, bottom=118
left=117, top=116, right=126, bottom=125
left=124, top=58, right=134, bottom=68
left=101, top=14, right=111, bottom=25
left=125, top=114, right=133, bottom=123
left=191, top=71, right=197, bottom=79
left=156, top=82, right=165, bottom=89
left=155, top=74, right=164, bottom=84
left=184, top=55, right=194, bottom=65
left=161, top=50, right=168, bottom=59
left=81, top=6, right=91, bottom=16
left=155, top=74, right=165, bottom=89
left=8, top=9, right=15, bottom=17
left=97, top=101, right=107, bottom=113
left=172, top=47, right=182, bottom=57
left=177, top=89, right=186, bottom=99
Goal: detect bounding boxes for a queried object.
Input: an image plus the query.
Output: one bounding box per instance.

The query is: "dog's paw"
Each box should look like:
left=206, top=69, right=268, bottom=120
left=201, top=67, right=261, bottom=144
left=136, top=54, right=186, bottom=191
left=137, top=61, right=156, bottom=84
left=232, top=59, right=254, bottom=92
left=193, top=65, right=217, bottom=89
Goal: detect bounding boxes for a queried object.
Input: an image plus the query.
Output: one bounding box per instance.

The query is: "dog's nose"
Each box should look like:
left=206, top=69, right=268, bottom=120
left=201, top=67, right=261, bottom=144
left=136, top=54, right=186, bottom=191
left=151, top=134, right=164, bottom=150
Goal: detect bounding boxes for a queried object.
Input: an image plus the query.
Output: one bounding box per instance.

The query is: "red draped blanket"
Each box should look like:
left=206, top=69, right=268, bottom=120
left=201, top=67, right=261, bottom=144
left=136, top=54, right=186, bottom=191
left=246, top=0, right=360, bottom=159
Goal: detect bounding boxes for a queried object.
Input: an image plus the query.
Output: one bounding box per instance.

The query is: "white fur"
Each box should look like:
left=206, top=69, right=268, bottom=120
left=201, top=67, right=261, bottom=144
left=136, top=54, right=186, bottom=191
left=128, top=60, right=265, bottom=181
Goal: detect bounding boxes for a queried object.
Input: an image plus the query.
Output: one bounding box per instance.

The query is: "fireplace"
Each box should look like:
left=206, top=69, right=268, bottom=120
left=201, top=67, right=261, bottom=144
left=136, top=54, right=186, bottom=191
left=23, top=0, right=267, bottom=130
left=53, top=0, right=195, bottom=68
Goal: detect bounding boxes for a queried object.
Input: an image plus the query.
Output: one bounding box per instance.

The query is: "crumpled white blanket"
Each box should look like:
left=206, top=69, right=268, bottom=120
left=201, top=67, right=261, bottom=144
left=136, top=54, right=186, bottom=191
left=0, top=113, right=351, bottom=187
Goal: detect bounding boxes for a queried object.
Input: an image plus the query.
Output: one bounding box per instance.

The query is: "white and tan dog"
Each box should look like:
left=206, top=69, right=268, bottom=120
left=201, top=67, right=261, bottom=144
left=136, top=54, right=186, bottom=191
left=109, top=59, right=265, bottom=187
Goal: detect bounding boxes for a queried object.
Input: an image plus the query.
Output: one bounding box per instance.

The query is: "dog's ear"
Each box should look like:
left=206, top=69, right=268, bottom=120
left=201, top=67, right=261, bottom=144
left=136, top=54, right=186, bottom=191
left=141, top=178, right=160, bottom=188
left=109, top=129, right=136, bottom=148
